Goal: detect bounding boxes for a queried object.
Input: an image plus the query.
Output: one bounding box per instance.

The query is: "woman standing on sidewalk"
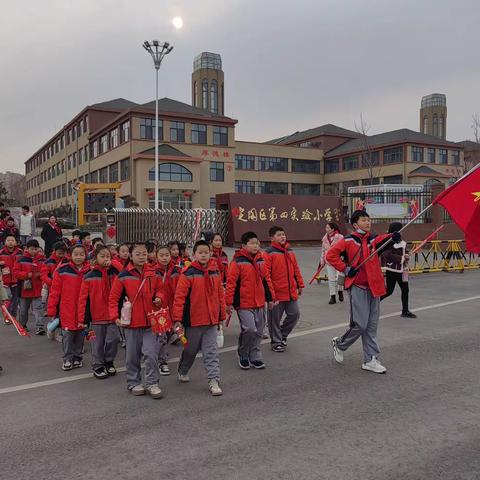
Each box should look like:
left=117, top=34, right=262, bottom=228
left=320, top=222, right=345, bottom=305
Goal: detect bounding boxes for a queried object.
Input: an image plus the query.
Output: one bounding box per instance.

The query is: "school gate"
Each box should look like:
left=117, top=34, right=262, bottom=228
left=106, top=208, right=230, bottom=245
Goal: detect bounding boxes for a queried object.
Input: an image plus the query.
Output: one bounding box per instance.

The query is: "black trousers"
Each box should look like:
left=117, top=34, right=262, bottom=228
left=381, top=271, right=409, bottom=313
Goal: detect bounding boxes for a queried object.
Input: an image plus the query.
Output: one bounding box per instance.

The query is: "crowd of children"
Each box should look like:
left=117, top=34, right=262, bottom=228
left=0, top=210, right=413, bottom=397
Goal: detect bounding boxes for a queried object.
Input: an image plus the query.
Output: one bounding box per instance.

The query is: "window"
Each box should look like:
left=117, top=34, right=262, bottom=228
left=193, top=81, right=197, bottom=107
left=257, top=156, right=288, bottom=172
left=110, top=128, right=119, bottom=149
left=79, top=148, right=84, bottom=165
left=411, top=146, right=424, bottom=162
left=109, top=163, right=118, bottom=183
left=427, top=148, right=435, bottom=163
left=384, top=175, right=403, bottom=184
left=291, top=159, right=320, bottom=173
left=120, top=158, right=130, bottom=181
left=73, top=152, right=77, bottom=168
left=99, top=166, right=108, bottom=183
left=235, top=180, right=255, bottom=193
left=210, top=80, right=218, bottom=113
left=91, top=140, right=99, bottom=158
left=202, top=79, right=208, bottom=109
left=170, top=121, right=185, bottom=142
left=292, top=183, right=320, bottom=195
left=209, top=197, right=216, bottom=209
left=439, top=149, right=448, bottom=164
left=439, top=116, right=444, bottom=138
left=343, top=155, right=358, bottom=171
left=342, top=180, right=359, bottom=192
left=121, top=121, right=130, bottom=143
left=325, top=159, right=339, bottom=173
left=191, top=124, right=207, bottom=144
left=383, top=147, right=403, bottom=164
left=361, top=151, right=379, bottom=168
left=235, top=154, right=255, bottom=170
left=257, top=182, right=288, bottom=195
left=210, top=162, right=224, bottom=182
left=90, top=170, right=98, bottom=183
left=84, top=145, right=89, bottom=162
left=61, top=184, right=66, bottom=198
left=149, top=163, right=192, bottom=182
left=451, top=150, right=460, bottom=165
left=362, top=177, right=380, bottom=185
left=140, top=118, right=163, bottom=140
left=213, top=126, right=228, bottom=146
left=68, top=155, right=72, bottom=170
left=433, top=114, right=439, bottom=137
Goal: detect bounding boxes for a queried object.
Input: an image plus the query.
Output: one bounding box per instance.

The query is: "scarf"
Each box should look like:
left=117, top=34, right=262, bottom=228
left=49, top=221, right=62, bottom=236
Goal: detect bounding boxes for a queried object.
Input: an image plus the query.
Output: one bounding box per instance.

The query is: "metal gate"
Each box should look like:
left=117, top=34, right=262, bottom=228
left=112, top=208, right=229, bottom=245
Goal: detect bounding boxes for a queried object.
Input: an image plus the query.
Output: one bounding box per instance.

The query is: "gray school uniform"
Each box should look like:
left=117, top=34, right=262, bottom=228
left=237, top=308, right=265, bottom=362
left=91, top=323, right=120, bottom=369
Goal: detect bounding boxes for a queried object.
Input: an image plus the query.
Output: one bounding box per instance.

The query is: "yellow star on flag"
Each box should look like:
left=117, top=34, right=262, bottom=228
left=473, top=192, right=480, bottom=202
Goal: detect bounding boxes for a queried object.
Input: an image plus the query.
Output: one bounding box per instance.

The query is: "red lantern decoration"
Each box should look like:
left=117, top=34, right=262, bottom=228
left=183, top=191, right=192, bottom=198
left=147, top=190, right=155, bottom=198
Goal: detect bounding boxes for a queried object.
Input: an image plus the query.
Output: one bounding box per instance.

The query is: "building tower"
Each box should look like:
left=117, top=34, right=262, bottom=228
left=192, top=52, right=224, bottom=115
left=420, top=93, right=447, bottom=139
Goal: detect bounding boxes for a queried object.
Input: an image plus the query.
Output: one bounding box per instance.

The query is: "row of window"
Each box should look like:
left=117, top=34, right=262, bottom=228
left=193, top=79, right=224, bottom=114
left=325, top=147, right=461, bottom=173
left=147, top=162, right=225, bottom=183
left=234, top=155, right=321, bottom=173
left=26, top=116, right=89, bottom=174
left=235, top=180, right=321, bottom=196
left=91, top=121, right=130, bottom=159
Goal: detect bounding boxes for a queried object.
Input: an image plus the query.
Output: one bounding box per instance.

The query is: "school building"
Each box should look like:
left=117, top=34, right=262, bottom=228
left=24, top=53, right=465, bottom=212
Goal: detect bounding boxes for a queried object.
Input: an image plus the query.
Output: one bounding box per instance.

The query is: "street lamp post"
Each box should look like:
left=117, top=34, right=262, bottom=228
left=143, top=40, right=173, bottom=210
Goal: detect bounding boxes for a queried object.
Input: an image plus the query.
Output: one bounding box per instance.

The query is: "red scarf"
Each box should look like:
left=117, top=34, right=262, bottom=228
left=49, top=221, right=62, bottom=236
left=212, top=247, right=226, bottom=273
left=190, top=261, right=214, bottom=296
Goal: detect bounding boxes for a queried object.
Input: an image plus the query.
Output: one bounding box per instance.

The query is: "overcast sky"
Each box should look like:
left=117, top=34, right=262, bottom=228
left=1, top=0, right=479, bottom=173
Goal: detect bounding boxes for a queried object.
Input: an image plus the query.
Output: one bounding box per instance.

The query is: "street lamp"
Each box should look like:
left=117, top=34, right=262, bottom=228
left=143, top=40, right=174, bottom=209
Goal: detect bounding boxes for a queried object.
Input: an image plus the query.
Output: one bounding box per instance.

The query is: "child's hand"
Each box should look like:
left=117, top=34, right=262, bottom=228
left=28, top=272, right=33, bottom=278
left=297, top=288, right=303, bottom=296
left=174, top=322, right=184, bottom=337
left=153, top=297, right=162, bottom=307
left=114, top=319, right=122, bottom=327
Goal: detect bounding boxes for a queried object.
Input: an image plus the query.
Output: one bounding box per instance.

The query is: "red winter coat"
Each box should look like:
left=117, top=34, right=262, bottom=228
left=111, top=258, right=129, bottom=272
left=0, top=246, right=23, bottom=287
left=172, top=261, right=226, bottom=327
left=109, top=263, right=165, bottom=329
left=13, top=252, right=45, bottom=298
left=211, top=248, right=229, bottom=285
left=40, top=252, right=65, bottom=287
left=155, top=261, right=181, bottom=311
left=326, top=231, right=392, bottom=298
left=78, top=264, right=119, bottom=325
left=264, top=243, right=305, bottom=302
left=47, top=261, right=92, bottom=330
left=225, top=249, right=274, bottom=309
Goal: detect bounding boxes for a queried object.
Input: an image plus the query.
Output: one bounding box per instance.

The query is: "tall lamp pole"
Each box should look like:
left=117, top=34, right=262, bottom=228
left=143, top=40, right=173, bottom=209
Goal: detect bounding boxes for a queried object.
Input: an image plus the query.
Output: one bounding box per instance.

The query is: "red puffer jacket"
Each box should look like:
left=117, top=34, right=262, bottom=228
left=47, top=261, right=92, bottom=330
left=225, top=249, right=274, bottom=309
left=264, top=243, right=305, bottom=302
left=326, top=231, right=392, bottom=298
left=78, top=264, right=119, bottom=325
left=40, top=252, right=65, bottom=287
left=108, top=263, right=165, bottom=329
left=111, top=258, right=129, bottom=272
left=13, top=252, right=45, bottom=298
left=172, top=261, right=226, bottom=327
left=155, top=261, right=181, bottom=311
left=211, top=248, right=229, bottom=285
left=0, top=246, right=23, bottom=287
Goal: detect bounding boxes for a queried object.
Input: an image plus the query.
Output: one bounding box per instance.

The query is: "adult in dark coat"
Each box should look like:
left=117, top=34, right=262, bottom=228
left=41, top=215, right=63, bottom=257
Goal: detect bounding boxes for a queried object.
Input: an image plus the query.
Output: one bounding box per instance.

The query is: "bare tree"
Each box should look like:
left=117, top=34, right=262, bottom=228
left=467, top=114, right=480, bottom=172
left=354, top=113, right=382, bottom=184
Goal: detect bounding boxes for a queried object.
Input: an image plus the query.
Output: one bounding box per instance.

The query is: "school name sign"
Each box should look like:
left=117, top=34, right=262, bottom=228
left=216, top=193, right=343, bottom=243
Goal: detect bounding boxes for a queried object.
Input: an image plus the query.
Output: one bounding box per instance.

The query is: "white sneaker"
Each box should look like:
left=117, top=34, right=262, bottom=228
left=159, top=363, right=171, bottom=376
left=130, top=384, right=146, bottom=396
left=178, top=373, right=190, bottom=383
left=208, top=379, right=223, bottom=396
left=146, top=384, right=163, bottom=399
left=332, top=337, right=344, bottom=364
left=362, top=356, right=387, bottom=374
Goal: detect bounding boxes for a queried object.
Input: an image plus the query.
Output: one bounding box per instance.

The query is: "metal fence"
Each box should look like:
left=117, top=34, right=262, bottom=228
left=112, top=208, right=229, bottom=245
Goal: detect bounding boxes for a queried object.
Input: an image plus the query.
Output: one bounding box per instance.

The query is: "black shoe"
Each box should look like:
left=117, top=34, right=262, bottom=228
left=338, top=291, right=344, bottom=302
left=93, top=367, right=108, bottom=379
left=238, top=356, right=250, bottom=370
left=328, top=295, right=336, bottom=305
left=272, top=345, right=285, bottom=353
left=35, top=327, right=46, bottom=336
left=72, top=360, right=83, bottom=369
left=401, top=311, right=417, bottom=318
left=251, top=360, right=266, bottom=369
left=62, top=360, right=73, bottom=371
left=105, top=363, right=117, bottom=376
left=281, top=338, right=287, bottom=347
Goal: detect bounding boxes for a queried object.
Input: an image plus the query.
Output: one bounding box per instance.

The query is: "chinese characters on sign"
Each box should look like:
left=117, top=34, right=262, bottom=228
left=232, top=206, right=341, bottom=223
left=201, top=149, right=230, bottom=158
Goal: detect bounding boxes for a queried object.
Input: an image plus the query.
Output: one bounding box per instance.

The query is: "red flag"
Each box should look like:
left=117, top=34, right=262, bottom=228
left=433, top=165, right=480, bottom=253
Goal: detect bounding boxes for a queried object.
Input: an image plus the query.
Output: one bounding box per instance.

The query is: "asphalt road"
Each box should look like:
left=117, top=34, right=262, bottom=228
left=1, top=252, right=479, bottom=480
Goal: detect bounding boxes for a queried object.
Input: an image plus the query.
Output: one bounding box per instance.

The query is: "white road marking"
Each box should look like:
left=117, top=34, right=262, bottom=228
left=1, top=295, right=479, bottom=395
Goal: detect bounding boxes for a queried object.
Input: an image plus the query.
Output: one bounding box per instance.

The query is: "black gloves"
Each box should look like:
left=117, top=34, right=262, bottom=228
left=346, top=267, right=358, bottom=278
left=392, top=231, right=402, bottom=243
